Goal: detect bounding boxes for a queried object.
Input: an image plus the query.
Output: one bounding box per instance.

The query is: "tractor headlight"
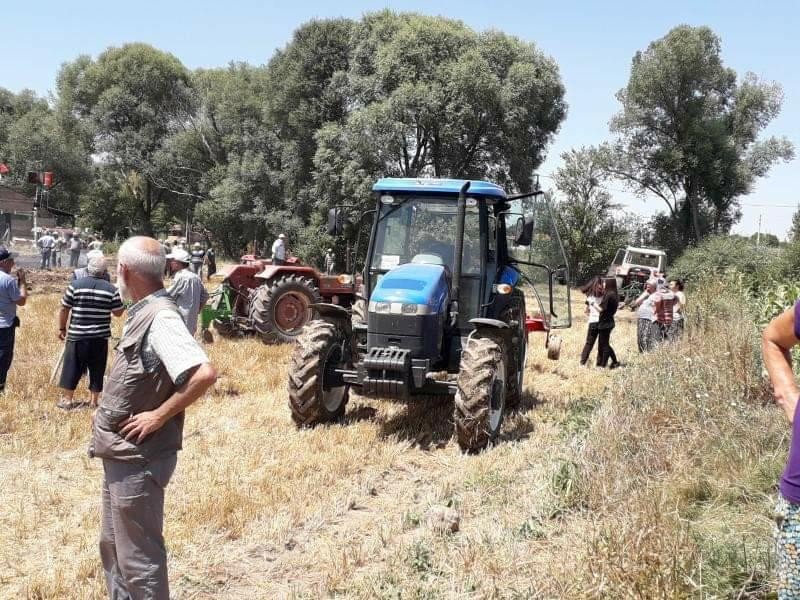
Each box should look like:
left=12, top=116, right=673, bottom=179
left=369, top=301, right=391, bottom=313
left=401, top=303, right=419, bottom=315
left=369, top=301, right=433, bottom=315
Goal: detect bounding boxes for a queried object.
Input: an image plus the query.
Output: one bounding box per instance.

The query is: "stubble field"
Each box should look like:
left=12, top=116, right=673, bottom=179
left=0, top=271, right=780, bottom=598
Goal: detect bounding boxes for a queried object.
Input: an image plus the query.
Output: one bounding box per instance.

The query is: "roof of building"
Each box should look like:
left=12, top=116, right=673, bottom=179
left=372, top=178, right=507, bottom=199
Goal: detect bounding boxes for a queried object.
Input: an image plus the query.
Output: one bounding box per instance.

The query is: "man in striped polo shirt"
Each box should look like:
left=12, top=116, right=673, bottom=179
left=57, top=255, right=124, bottom=409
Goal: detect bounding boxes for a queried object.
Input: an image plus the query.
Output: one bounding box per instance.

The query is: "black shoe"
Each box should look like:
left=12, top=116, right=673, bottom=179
left=609, top=361, right=622, bottom=369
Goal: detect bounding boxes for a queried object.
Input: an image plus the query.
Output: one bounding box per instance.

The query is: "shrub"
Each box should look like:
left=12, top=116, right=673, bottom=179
left=565, top=281, right=782, bottom=596
left=670, top=235, right=782, bottom=293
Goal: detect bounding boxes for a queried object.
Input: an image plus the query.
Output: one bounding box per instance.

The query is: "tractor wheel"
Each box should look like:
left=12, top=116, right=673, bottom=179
left=547, top=335, right=562, bottom=360
left=288, top=320, right=350, bottom=426
left=454, top=335, right=507, bottom=452
left=250, top=275, right=322, bottom=343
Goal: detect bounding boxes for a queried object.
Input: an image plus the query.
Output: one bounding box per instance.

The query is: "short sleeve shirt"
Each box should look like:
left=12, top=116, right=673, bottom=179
left=61, top=276, right=123, bottom=340
left=0, top=271, right=21, bottom=328
left=271, top=239, right=285, bottom=260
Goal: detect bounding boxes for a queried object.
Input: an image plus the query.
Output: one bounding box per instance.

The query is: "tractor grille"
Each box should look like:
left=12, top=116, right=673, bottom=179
left=359, top=347, right=411, bottom=397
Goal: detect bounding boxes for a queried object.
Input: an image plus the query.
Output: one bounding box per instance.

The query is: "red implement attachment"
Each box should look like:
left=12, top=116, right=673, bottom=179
left=526, top=315, right=547, bottom=333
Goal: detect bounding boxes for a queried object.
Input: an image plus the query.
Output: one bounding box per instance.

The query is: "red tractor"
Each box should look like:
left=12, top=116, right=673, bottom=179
left=201, top=255, right=358, bottom=343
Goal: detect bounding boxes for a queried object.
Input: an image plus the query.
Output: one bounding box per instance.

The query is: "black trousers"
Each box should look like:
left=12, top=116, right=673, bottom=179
left=59, top=338, right=108, bottom=392
left=597, top=325, right=618, bottom=367
left=0, top=326, right=15, bottom=391
left=580, top=322, right=599, bottom=365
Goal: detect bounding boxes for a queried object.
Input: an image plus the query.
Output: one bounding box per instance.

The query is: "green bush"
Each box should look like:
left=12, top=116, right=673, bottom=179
left=670, top=235, right=782, bottom=293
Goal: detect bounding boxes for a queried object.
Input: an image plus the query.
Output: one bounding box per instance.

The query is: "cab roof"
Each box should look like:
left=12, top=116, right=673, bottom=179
left=373, top=178, right=507, bottom=200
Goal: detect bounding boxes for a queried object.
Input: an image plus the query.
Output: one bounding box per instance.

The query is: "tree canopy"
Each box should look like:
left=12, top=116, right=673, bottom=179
left=602, top=25, right=794, bottom=245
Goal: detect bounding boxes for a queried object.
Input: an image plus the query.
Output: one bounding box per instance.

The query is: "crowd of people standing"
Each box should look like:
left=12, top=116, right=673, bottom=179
left=580, top=274, right=687, bottom=368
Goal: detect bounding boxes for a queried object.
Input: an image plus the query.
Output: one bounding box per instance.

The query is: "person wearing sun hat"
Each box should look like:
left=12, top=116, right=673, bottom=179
left=0, top=245, right=26, bottom=392
left=165, top=247, right=208, bottom=335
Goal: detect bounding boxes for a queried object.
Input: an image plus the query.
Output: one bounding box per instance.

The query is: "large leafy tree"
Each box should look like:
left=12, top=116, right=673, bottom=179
left=0, top=87, right=90, bottom=219
left=60, top=43, right=196, bottom=233
left=553, top=147, right=631, bottom=283
left=315, top=11, right=567, bottom=216
left=603, top=25, right=794, bottom=244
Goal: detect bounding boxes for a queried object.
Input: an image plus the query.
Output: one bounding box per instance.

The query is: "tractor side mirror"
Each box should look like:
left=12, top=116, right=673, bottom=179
left=513, top=215, right=534, bottom=246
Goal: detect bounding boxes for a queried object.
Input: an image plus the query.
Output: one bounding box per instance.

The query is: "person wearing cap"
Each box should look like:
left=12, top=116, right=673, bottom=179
left=189, top=242, right=205, bottom=278
left=0, top=246, right=26, bottom=392
left=271, top=233, right=287, bottom=266
left=324, top=247, right=335, bottom=275
left=37, top=230, right=55, bottom=269
left=57, top=255, right=124, bottom=409
left=166, top=248, right=208, bottom=335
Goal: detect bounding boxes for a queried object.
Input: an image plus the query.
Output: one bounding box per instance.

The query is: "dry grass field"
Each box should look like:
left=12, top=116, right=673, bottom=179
left=0, top=272, right=783, bottom=598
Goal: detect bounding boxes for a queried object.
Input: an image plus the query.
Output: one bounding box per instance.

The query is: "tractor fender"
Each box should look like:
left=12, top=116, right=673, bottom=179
left=469, top=318, right=510, bottom=330
left=256, top=265, right=319, bottom=283
left=310, top=302, right=353, bottom=334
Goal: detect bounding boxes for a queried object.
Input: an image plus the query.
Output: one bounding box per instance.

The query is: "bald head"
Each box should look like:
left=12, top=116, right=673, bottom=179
left=118, top=236, right=166, bottom=282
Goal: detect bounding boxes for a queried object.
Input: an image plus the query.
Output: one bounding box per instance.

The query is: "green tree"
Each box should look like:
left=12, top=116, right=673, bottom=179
left=603, top=25, right=794, bottom=245
left=0, top=87, right=90, bottom=219
left=553, top=147, right=630, bottom=283
left=315, top=11, right=567, bottom=218
left=61, top=43, right=196, bottom=234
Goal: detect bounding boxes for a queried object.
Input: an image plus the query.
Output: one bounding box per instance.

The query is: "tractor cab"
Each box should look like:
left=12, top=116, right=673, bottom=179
left=288, top=177, right=571, bottom=451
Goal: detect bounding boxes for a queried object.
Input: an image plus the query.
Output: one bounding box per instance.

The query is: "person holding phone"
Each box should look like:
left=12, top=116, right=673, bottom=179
left=0, top=246, right=27, bottom=393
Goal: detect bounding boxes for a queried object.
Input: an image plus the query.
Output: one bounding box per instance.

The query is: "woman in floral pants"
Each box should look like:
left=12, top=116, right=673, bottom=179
left=763, top=300, right=800, bottom=597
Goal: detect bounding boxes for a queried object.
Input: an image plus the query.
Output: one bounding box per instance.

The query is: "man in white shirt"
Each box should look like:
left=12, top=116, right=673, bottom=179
left=166, top=248, right=209, bottom=335
left=271, top=233, right=287, bottom=265
left=37, top=230, right=55, bottom=269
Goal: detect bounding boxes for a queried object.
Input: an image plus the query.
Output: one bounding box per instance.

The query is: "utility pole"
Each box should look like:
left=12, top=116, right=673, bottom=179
left=756, top=214, right=762, bottom=247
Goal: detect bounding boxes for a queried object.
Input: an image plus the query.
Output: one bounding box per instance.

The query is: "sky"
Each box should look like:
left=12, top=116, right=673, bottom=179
left=1, top=0, right=797, bottom=239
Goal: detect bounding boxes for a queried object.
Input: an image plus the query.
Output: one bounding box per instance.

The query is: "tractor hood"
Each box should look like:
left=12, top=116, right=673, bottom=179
left=370, top=263, right=449, bottom=313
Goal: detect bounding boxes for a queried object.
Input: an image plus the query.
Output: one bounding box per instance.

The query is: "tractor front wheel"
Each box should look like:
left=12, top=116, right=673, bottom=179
left=250, top=275, right=322, bottom=343
left=288, top=320, right=350, bottom=426
left=454, top=335, right=507, bottom=452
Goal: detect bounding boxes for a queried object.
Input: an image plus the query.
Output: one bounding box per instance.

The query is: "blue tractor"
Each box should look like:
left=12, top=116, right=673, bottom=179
left=288, top=177, right=571, bottom=451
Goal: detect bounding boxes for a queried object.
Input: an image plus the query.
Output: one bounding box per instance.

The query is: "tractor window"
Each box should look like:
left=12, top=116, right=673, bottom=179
left=611, top=249, right=625, bottom=266
left=370, top=197, right=481, bottom=275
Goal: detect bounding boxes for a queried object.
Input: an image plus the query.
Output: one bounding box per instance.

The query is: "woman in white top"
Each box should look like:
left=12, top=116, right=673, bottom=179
left=669, top=279, right=686, bottom=338
left=631, top=279, right=657, bottom=352
left=579, top=276, right=605, bottom=365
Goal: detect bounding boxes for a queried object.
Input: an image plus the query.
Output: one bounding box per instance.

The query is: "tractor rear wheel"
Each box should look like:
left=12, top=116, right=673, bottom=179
left=288, top=320, right=350, bottom=426
left=454, top=335, right=507, bottom=452
left=250, top=275, right=322, bottom=343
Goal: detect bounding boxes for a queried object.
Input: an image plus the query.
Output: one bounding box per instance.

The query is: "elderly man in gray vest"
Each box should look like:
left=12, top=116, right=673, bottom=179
left=91, top=236, right=217, bottom=600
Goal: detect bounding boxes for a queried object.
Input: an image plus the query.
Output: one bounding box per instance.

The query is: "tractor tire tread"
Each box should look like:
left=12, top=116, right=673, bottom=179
left=288, top=320, right=349, bottom=427
left=454, top=336, right=504, bottom=452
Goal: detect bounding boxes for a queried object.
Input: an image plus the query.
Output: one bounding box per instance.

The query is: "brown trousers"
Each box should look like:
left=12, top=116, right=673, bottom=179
left=100, top=455, right=177, bottom=600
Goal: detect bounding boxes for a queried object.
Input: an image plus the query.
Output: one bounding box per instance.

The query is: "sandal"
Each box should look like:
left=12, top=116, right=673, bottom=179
left=56, top=400, right=76, bottom=410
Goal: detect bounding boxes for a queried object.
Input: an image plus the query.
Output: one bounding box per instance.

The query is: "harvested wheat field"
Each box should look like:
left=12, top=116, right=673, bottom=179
left=0, top=279, right=782, bottom=598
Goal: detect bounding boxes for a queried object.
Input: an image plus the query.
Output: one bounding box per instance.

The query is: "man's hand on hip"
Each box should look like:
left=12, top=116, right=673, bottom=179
left=119, top=411, right=167, bottom=443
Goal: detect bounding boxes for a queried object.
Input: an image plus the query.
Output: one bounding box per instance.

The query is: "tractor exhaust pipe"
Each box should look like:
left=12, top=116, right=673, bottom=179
left=450, top=181, right=470, bottom=326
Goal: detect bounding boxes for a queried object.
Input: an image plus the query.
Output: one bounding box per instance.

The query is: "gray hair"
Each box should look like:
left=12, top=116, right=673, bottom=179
left=87, top=255, right=107, bottom=276
left=118, top=236, right=165, bottom=281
